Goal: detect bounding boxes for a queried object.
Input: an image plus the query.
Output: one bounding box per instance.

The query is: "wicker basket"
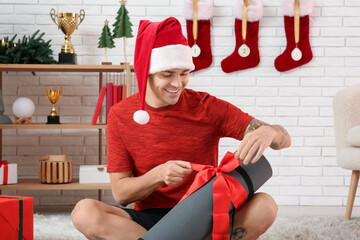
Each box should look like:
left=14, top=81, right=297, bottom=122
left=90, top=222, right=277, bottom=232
left=39, top=157, right=73, bottom=184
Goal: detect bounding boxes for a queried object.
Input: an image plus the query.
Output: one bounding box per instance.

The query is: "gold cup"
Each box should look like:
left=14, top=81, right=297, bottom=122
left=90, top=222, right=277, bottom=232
left=50, top=8, right=85, bottom=64
left=44, top=88, right=63, bottom=124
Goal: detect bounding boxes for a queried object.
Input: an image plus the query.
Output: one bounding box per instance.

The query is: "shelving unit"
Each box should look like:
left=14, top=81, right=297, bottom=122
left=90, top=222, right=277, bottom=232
left=0, top=64, right=134, bottom=198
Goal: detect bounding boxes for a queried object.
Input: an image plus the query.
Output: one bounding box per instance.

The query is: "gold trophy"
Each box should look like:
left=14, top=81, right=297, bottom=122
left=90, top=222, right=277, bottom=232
left=50, top=8, right=85, bottom=64
left=44, top=88, right=64, bottom=124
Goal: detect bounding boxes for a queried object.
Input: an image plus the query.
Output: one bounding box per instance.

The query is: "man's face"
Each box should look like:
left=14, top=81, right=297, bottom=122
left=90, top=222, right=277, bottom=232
left=145, top=68, right=190, bottom=108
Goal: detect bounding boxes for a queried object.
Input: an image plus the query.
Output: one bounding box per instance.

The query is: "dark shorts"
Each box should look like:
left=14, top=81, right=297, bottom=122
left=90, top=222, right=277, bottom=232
left=121, top=207, right=237, bottom=239
left=121, top=207, right=172, bottom=231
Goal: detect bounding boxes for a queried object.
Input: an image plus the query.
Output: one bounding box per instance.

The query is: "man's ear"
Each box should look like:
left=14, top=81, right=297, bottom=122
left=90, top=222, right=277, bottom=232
left=147, top=75, right=152, bottom=86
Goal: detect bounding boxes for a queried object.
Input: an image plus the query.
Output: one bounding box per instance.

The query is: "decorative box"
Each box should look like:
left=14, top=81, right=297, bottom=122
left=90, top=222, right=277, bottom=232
left=79, top=165, right=110, bottom=184
left=39, top=155, right=73, bottom=184
left=0, top=161, right=17, bottom=185
left=0, top=195, right=33, bottom=240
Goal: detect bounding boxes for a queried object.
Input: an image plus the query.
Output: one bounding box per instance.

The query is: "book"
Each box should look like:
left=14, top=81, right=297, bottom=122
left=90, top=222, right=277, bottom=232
left=122, top=85, right=127, bottom=100
left=113, top=85, right=118, bottom=105
left=91, top=87, right=106, bottom=125
left=117, top=85, right=123, bottom=103
left=106, top=82, right=113, bottom=123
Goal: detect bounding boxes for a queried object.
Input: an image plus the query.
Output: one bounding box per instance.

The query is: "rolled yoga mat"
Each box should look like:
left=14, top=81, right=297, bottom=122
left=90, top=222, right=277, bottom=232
left=140, top=153, right=272, bottom=240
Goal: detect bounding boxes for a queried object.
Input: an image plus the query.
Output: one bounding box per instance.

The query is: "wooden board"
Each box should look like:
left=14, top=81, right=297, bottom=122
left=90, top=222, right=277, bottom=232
left=0, top=64, right=133, bottom=72
left=0, top=123, right=106, bottom=129
left=0, top=178, right=111, bottom=190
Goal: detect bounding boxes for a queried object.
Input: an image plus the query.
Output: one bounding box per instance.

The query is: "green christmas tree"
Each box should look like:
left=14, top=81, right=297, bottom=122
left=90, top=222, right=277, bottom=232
left=0, top=30, right=56, bottom=64
left=112, top=0, right=133, bottom=63
left=98, top=19, right=115, bottom=62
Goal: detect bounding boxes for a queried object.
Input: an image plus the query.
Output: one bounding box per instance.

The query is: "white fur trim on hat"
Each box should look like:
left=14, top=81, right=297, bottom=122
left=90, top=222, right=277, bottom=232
left=183, top=0, right=213, bottom=20
left=234, top=0, right=263, bottom=22
left=133, top=110, right=150, bottom=125
left=149, top=44, right=195, bottom=74
left=282, top=0, right=313, bottom=17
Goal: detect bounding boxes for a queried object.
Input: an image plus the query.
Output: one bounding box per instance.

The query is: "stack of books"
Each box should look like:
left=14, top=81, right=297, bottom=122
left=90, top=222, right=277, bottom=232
left=91, top=83, right=128, bottom=125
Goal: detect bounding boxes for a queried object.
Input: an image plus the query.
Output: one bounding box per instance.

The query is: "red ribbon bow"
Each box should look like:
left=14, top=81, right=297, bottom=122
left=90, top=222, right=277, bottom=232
left=179, top=152, right=248, bottom=240
left=0, top=160, right=8, bottom=185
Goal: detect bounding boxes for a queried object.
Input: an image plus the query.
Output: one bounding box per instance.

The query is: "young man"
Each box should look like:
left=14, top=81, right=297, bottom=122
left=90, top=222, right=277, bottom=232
left=71, top=17, right=291, bottom=240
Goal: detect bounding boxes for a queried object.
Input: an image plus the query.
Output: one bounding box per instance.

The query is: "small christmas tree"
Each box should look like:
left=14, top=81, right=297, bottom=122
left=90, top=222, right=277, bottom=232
left=112, top=0, right=133, bottom=64
left=0, top=30, right=56, bottom=64
left=98, top=19, right=115, bottom=62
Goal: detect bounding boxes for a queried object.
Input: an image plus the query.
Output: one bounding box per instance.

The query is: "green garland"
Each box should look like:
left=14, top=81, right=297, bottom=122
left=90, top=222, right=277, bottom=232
left=0, top=30, right=56, bottom=64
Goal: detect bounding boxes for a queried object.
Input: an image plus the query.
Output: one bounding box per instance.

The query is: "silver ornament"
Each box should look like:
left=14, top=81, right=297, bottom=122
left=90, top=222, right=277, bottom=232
left=291, top=47, right=302, bottom=61
left=238, top=44, right=250, bottom=58
left=192, top=44, right=201, bottom=58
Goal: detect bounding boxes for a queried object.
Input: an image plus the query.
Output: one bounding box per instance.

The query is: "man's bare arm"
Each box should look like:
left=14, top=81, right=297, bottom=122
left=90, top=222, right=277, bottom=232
left=110, top=170, right=163, bottom=206
left=236, top=118, right=291, bottom=164
left=243, top=118, right=291, bottom=150
left=110, top=160, right=192, bottom=206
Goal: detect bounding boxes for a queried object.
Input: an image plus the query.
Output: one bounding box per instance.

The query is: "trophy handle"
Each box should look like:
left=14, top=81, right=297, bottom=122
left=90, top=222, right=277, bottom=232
left=59, top=88, right=64, bottom=99
left=44, top=88, right=49, bottom=100
left=77, top=9, right=85, bottom=30
left=50, top=8, right=59, bottom=29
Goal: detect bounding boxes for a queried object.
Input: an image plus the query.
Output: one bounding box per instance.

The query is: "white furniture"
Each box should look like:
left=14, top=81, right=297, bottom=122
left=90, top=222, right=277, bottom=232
left=333, top=83, right=360, bottom=219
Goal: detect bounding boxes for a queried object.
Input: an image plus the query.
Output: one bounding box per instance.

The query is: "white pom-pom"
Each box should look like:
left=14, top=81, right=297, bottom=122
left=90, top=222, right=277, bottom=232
left=133, top=110, right=150, bottom=125
left=12, top=97, right=35, bottom=118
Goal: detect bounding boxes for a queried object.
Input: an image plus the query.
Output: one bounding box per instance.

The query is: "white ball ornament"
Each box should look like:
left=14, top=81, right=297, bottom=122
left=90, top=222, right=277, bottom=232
left=133, top=110, right=150, bottom=125
left=12, top=97, right=36, bottom=118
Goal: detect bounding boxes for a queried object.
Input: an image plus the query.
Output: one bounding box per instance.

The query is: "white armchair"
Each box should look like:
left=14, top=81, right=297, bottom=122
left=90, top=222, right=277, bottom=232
left=333, top=83, right=360, bottom=219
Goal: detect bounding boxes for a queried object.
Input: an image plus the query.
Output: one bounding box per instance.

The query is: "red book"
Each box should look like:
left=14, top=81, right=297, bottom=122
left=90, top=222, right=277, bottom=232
left=117, top=85, right=123, bottom=103
left=106, top=82, right=113, bottom=123
left=122, top=85, right=127, bottom=100
left=0, top=195, right=33, bottom=240
left=113, top=85, right=118, bottom=105
left=91, top=87, right=106, bottom=125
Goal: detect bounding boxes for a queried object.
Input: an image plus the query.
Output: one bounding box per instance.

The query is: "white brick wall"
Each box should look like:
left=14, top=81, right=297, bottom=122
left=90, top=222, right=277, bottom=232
left=1, top=0, right=360, bottom=207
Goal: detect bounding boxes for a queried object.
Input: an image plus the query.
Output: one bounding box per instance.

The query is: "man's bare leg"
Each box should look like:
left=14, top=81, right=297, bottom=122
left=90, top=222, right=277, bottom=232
left=230, top=192, right=277, bottom=240
left=71, top=198, right=147, bottom=240
left=205, top=192, right=277, bottom=240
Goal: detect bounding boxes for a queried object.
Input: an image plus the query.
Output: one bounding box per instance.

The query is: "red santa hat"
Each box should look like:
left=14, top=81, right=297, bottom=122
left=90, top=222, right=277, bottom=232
left=133, top=17, right=195, bottom=125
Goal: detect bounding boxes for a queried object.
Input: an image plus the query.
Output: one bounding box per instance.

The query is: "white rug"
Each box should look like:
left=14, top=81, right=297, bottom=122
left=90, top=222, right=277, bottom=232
left=34, top=213, right=85, bottom=240
left=260, top=215, right=360, bottom=240
left=34, top=213, right=360, bottom=240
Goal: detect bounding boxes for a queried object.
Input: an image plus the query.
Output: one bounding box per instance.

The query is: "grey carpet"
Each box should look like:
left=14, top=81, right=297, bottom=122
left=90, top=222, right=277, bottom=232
left=260, top=215, right=360, bottom=240
left=34, top=213, right=360, bottom=240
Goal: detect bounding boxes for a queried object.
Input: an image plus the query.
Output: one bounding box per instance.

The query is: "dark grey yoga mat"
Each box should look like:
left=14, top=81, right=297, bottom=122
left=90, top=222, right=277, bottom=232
left=140, top=154, right=272, bottom=240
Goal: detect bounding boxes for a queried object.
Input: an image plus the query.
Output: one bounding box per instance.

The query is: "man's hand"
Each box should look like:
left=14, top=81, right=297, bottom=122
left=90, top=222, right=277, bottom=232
left=235, top=118, right=291, bottom=165
left=235, top=125, right=276, bottom=165
left=109, top=161, right=192, bottom=205
left=158, top=160, right=193, bottom=186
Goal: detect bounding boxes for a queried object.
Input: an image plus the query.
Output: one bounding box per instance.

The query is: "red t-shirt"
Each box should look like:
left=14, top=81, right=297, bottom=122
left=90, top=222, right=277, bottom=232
left=107, top=88, right=253, bottom=210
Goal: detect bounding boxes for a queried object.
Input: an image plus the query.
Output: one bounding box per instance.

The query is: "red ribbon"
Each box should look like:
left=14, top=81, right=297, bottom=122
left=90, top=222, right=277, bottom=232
left=0, top=160, right=8, bottom=185
left=179, top=152, right=248, bottom=240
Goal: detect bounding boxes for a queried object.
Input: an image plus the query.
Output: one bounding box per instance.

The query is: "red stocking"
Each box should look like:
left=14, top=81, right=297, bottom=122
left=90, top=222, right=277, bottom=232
left=221, top=20, right=260, bottom=73
left=184, top=0, right=213, bottom=72
left=186, top=20, right=212, bottom=72
left=274, top=0, right=313, bottom=72
left=221, top=0, right=263, bottom=73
